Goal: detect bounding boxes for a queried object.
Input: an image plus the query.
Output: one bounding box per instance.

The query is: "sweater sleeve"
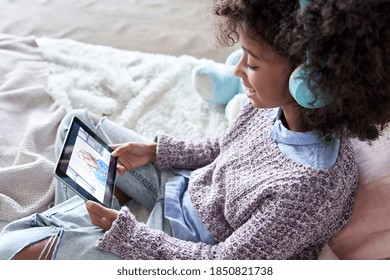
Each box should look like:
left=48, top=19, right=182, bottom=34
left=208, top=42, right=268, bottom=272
left=154, top=133, right=221, bottom=170
left=96, top=185, right=344, bottom=260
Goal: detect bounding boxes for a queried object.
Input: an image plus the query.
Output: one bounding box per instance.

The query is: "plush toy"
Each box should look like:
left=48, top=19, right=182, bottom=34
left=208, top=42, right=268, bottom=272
left=191, top=48, right=249, bottom=123
left=191, top=48, right=245, bottom=106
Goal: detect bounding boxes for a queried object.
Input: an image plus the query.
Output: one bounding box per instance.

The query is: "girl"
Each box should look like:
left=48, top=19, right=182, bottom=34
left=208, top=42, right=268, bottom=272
left=1, top=0, right=389, bottom=260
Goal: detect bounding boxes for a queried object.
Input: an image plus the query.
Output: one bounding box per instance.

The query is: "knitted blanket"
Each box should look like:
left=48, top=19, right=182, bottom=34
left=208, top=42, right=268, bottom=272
left=0, top=34, right=66, bottom=230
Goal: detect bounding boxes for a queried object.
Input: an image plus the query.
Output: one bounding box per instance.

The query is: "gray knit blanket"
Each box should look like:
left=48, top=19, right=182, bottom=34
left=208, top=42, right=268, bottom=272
left=0, top=34, right=66, bottom=230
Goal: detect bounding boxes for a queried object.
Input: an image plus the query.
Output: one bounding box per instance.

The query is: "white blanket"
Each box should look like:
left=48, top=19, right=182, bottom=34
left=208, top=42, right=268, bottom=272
left=0, top=35, right=229, bottom=231
left=37, top=37, right=229, bottom=141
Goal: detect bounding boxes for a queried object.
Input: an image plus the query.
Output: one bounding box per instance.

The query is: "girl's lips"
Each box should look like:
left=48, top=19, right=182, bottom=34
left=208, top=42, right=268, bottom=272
left=244, top=85, right=256, bottom=97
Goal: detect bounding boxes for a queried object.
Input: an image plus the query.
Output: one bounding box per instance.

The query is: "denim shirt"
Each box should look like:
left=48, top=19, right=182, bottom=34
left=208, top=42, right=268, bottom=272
left=164, top=108, right=341, bottom=244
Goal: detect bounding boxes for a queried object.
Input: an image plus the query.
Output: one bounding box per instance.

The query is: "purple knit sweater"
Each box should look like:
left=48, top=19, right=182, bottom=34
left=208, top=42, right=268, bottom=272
left=96, top=103, right=358, bottom=259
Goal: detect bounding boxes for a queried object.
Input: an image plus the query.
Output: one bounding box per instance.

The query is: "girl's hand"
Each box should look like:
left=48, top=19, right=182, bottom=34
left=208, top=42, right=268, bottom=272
left=111, top=142, right=157, bottom=175
left=85, top=201, right=119, bottom=231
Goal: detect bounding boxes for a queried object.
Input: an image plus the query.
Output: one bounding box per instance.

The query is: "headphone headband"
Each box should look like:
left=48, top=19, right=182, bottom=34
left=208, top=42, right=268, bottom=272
left=288, top=0, right=330, bottom=109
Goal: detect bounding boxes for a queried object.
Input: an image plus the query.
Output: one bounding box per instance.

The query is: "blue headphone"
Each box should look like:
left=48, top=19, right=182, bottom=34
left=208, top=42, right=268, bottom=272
left=289, top=0, right=329, bottom=108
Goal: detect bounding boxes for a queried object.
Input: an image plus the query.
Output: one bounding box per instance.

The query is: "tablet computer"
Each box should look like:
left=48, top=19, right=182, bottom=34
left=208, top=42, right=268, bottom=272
left=54, top=116, right=117, bottom=208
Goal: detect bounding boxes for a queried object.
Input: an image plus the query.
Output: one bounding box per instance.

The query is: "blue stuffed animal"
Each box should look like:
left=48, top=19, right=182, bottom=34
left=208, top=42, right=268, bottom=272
left=191, top=48, right=245, bottom=106
left=192, top=48, right=249, bottom=123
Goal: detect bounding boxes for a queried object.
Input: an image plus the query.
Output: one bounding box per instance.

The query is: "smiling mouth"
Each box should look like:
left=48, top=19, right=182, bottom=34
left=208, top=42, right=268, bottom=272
left=244, top=85, right=256, bottom=97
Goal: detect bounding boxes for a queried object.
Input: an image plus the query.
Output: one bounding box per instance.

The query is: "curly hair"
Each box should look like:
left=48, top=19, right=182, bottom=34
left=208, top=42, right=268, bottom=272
left=212, top=0, right=390, bottom=141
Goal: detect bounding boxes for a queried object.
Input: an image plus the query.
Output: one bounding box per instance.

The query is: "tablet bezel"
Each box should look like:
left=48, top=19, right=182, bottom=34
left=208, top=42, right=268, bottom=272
left=54, top=116, right=117, bottom=208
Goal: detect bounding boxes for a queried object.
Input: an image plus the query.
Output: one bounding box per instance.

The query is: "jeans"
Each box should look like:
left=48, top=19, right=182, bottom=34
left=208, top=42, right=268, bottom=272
left=0, top=109, right=174, bottom=259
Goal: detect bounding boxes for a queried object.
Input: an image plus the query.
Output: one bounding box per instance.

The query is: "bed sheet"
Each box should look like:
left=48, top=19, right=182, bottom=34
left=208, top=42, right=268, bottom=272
left=0, top=0, right=236, bottom=62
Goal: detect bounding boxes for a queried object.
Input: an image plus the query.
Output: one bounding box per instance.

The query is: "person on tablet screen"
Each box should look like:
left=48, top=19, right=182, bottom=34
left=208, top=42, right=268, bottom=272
left=0, top=0, right=389, bottom=260
left=77, top=149, right=108, bottom=187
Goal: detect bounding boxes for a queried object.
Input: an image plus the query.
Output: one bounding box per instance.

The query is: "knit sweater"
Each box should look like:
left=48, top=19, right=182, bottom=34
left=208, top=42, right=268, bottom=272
left=96, top=103, right=358, bottom=259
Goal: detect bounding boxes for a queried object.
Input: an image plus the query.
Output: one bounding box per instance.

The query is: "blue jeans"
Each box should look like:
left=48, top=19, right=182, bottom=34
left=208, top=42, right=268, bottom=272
left=0, top=109, right=174, bottom=259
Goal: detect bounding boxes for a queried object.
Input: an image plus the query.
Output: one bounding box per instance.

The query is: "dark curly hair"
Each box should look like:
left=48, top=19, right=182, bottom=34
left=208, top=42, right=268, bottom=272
left=212, top=0, right=390, bottom=141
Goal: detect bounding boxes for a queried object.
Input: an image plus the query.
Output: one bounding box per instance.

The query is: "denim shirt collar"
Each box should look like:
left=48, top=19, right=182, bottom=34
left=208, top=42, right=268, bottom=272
left=267, top=108, right=325, bottom=146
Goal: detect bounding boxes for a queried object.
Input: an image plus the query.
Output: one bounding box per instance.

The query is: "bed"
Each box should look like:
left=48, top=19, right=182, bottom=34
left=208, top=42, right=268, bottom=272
left=1, top=0, right=389, bottom=260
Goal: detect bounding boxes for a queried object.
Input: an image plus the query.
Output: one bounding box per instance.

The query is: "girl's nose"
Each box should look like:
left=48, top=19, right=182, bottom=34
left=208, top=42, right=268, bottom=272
left=233, top=53, right=246, bottom=79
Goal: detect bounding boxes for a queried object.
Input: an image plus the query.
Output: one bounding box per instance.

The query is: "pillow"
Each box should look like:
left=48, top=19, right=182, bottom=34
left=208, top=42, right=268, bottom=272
left=328, top=127, right=390, bottom=259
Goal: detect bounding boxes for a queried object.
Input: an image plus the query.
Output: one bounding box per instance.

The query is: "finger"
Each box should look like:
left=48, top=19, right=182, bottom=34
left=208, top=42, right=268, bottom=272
left=110, top=144, right=121, bottom=150
left=115, top=162, right=122, bottom=174
left=116, top=153, right=134, bottom=170
left=85, top=201, right=119, bottom=230
left=85, top=201, right=119, bottom=221
left=110, top=144, right=126, bottom=157
left=86, top=203, right=104, bottom=227
left=89, top=213, right=114, bottom=231
left=111, top=143, right=131, bottom=157
left=116, top=165, right=126, bottom=176
left=87, top=209, right=105, bottom=228
left=110, top=143, right=127, bottom=150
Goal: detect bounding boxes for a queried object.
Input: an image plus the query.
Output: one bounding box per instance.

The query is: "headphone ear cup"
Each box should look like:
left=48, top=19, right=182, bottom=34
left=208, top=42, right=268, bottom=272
left=289, top=65, right=328, bottom=108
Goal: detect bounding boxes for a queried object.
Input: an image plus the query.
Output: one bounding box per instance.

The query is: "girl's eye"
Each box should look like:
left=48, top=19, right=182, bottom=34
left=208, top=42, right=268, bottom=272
left=245, top=64, right=257, bottom=71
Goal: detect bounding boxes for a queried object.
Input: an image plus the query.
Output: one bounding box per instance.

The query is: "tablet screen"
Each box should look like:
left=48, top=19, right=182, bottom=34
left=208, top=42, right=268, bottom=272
left=54, top=117, right=117, bottom=208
